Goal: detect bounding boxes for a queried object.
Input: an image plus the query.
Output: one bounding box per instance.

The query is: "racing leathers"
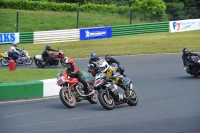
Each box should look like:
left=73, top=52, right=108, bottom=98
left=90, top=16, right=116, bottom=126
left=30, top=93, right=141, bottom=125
left=42, top=48, right=59, bottom=65
left=88, top=56, right=100, bottom=77
left=105, top=65, right=129, bottom=96
left=182, top=52, right=198, bottom=73
left=66, top=64, right=92, bottom=95
left=106, top=57, right=126, bottom=77
left=8, top=46, right=22, bottom=61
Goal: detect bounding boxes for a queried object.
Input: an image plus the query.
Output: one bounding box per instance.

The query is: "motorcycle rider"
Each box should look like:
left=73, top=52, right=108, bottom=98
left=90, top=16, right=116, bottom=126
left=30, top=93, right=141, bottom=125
left=42, top=44, right=59, bottom=65
left=88, top=52, right=100, bottom=76
left=65, top=58, right=93, bottom=95
left=99, top=59, right=130, bottom=97
left=8, top=42, right=22, bottom=63
left=89, top=52, right=100, bottom=67
left=105, top=54, right=126, bottom=77
left=182, top=48, right=198, bottom=73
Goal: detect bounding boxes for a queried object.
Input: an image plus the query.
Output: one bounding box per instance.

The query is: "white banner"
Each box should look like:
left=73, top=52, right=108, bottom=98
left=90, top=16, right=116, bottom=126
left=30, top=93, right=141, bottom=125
left=169, top=19, right=200, bottom=33
left=0, top=33, right=19, bottom=44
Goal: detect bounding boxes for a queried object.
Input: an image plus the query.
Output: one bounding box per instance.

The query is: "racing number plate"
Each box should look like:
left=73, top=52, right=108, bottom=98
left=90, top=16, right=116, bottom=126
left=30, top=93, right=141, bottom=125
left=57, top=76, right=65, bottom=85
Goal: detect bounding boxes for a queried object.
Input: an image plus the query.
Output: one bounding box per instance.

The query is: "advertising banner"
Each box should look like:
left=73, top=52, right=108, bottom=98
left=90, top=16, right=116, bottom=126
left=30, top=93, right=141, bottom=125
left=80, top=27, right=112, bottom=40
left=170, top=19, right=200, bottom=33
left=0, top=33, right=19, bottom=44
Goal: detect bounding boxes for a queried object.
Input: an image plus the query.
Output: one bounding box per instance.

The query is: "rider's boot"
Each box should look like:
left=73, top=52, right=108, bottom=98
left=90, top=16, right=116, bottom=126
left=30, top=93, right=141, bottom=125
left=84, top=86, right=93, bottom=95
left=121, top=84, right=130, bottom=97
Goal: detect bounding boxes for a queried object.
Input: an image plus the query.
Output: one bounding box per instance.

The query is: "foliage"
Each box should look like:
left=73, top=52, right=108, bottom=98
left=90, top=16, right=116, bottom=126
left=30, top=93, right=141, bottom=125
left=133, top=0, right=166, bottom=20
left=165, top=2, right=184, bottom=20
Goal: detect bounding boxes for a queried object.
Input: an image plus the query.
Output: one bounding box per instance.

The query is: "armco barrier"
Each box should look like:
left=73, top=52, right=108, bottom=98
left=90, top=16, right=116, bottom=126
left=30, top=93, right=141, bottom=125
left=34, top=29, right=80, bottom=44
left=111, top=21, right=169, bottom=37
left=20, top=32, right=34, bottom=44
left=0, top=79, right=61, bottom=101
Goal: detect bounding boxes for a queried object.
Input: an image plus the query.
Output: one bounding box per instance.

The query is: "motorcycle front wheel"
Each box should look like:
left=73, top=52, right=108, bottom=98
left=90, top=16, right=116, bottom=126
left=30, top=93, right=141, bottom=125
left=59, top=88, right=76, bottom=108
left=127, top=82, right=138, bottom=106
left=98, top=90, right=115, bottom=110
left=87, top=90, right=98, bottom=104
left=1, top=58, right=9, bottom=66
left=24, top=58, right=33, bottom=65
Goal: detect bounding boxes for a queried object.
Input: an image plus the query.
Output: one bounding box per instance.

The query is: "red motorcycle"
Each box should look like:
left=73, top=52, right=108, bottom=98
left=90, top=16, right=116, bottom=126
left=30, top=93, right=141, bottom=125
left=34, top=50, right=68, bottom=68
left=56, top=71, right=98, bottom=108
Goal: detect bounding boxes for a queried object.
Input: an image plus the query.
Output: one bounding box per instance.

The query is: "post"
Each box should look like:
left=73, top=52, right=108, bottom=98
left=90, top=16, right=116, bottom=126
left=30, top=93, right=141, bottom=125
left=129, top=0, right=133, bottom=24
left=76, top=0, right=80, bottom=28
left=16, top=12, right=19, bottom=32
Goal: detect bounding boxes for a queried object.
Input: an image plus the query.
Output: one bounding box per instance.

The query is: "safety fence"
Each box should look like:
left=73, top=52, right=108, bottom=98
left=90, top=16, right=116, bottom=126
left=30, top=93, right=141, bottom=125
left=112, top=21, right=169, bottom=37
left=1, top=19, right=200, bottom=44
left=0, top=21, right=171, bottom=44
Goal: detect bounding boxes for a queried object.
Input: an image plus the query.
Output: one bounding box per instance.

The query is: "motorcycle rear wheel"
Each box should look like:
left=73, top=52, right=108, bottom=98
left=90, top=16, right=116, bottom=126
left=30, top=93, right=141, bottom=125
left=35, top=60, right=45, bottom=68
left=86, top=90, right=98, bottom=104
left=1, top=58, right=9, bottom=66
left=98, top=90, right=115, bottom=110
left=59, top=88, right=76, bottom=108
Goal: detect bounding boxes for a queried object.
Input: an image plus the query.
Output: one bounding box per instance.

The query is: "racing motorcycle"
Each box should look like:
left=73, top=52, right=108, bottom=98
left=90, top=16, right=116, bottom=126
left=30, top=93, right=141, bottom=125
left=56, top=70, right=98, bottom=108
left=183, top=55, right=200, bottom=77
left=94, top=72, right=138, bottom=110
left=0, top=52, right=7, bottom=62
left=1, top=49, right=33, bottom=66
left=34, top=50, right=67, bottom=68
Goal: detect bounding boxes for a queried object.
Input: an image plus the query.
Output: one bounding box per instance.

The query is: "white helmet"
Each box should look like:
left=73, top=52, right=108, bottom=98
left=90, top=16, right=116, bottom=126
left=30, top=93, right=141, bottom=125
left=99, top=60, right=109, bottom=73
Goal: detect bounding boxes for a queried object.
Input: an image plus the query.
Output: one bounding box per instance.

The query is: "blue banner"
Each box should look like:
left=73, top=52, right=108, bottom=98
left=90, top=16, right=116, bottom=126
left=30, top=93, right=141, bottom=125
left=0, top=33, right=19, bottom=44
left=80, top=27, right=112, bottom=41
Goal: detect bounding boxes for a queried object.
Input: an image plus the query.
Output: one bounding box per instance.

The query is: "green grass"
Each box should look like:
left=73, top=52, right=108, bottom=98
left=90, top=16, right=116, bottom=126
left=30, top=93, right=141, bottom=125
left=0, top=30, right=200, bottom=82
left=1, top=30, right=200, bottom=58
left=0, top=9, right=133, bottom=32
left=0, top=68, right=65, bottom=83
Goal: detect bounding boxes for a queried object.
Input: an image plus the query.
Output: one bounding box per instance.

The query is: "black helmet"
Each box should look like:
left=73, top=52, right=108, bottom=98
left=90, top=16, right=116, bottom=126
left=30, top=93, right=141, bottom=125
left=105, top=54, right=111, bottom=60
left=183, top=48, right=189, bottom=55
left=46, top=44, right=51, bottom=50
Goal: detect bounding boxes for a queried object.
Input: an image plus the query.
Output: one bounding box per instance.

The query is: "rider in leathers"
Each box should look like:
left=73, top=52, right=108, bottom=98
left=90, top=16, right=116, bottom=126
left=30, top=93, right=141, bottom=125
left=88, top=52, right=100, bottom=76
left=105, top=54, right=126, bottom=77
left=42, top=44, right=59, bottom=65
left=99, top=60, right=130, bottom=97
left=8, top=42, right=22, bottom=63
left=182, top=48, right=198, bottom=73
left=65, top=58, right=93, bottom=95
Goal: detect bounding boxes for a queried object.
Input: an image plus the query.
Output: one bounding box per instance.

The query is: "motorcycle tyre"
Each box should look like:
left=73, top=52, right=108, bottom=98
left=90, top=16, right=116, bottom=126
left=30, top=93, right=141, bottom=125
left=1, top=58, right=9, bottom=66
left=60, top=59, right=67, bottom=67
left=35, top=60, right=45, bottom=68
left=98, top=91, right=115, bottom=110
left=86, top=90, right=98, bottom=104
left=127, top=82, right=138, bottom=106
left=59, top=88, right=76, bottom=108
left=24, top=58, right=33, bottom=65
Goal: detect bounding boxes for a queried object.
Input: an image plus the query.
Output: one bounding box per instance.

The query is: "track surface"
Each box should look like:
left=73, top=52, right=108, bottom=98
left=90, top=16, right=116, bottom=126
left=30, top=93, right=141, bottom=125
left=0, top=53, right=200, bottom=133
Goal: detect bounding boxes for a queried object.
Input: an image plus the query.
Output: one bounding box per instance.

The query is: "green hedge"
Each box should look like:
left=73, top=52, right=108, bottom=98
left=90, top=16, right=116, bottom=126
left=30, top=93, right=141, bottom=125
left=0, top=0, right=165, bottom=19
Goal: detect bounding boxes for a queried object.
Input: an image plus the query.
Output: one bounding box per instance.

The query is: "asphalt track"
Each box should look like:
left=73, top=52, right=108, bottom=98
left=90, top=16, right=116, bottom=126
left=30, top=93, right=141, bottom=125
left=0, top=53, right=199, bottom=133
